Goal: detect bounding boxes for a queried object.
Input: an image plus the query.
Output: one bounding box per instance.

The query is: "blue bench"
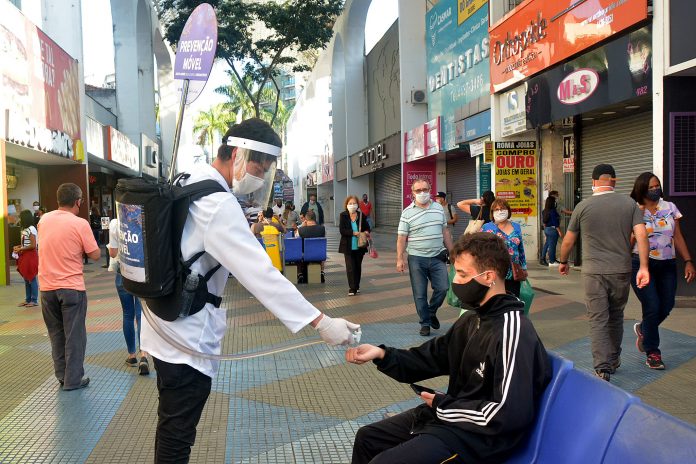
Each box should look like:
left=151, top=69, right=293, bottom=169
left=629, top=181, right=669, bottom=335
left=505, top=351, right=696, bottom=463
left=282, top=237, right=327, bottom=284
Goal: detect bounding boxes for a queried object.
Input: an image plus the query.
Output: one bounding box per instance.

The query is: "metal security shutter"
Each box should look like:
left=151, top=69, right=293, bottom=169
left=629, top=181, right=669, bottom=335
left=375, top=165, right=401, bottom=228
left=581, top=111, right=653, bottom=199
left=446, top=154, right=477, bottom=239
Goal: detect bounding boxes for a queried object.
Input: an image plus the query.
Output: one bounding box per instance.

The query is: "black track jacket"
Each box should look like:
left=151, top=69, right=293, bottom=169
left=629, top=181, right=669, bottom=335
left=374, top=294, right=551, bottom=463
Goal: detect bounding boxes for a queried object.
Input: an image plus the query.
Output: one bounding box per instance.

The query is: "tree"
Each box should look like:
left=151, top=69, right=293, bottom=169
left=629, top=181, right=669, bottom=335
left=192, top=103, right=233, bottom=162
left=155, top=0, right=343, bottom=125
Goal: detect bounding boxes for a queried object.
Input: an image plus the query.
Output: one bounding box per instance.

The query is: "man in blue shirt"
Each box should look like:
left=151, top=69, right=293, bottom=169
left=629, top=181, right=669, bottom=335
left=397, top=179, right=453, bottom=336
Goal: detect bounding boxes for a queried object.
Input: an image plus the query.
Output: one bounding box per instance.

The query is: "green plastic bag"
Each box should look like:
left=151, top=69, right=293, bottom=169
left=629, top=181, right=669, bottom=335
left=520, top=279, right=535, bottom=315
left=446, top=265, right=462, bottom=309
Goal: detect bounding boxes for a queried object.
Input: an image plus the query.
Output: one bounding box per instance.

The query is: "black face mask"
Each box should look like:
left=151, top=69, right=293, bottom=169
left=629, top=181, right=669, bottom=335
left=646, top=188, right=661, bottom=202
left=451, top=273, right=490, bottom=310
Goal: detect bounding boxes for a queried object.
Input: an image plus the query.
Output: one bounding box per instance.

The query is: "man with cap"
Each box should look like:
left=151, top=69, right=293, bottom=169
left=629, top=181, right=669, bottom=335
left=141, top=118, right=360, bottom=462
left=435, top=192, right=458, bottom=233
left=558, top=164, right=650, bottom=382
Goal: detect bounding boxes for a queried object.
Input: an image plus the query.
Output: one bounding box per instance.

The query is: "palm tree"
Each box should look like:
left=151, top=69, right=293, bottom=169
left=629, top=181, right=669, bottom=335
left=192, top=104, right=233, bottom=163
left=215, top=71, right=257, bottom=122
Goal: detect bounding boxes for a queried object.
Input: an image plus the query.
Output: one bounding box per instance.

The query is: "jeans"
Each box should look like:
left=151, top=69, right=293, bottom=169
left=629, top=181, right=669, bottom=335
left=115, top=272, right=143, bottom=355
left=41, top=289, right=88, bottom=388
left=407, top=255, right=449, bottom=327
left=153, top=357, right=212, bottom=464
left=24, top=277, right=38, bottom=304
left=542, top=227, right=559, bottom=263
left=631, top=256, right=677, bottom=354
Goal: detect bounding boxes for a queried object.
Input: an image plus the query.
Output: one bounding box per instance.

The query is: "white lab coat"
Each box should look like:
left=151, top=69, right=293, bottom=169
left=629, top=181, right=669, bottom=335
left=140, top=164, right=320, bottom=378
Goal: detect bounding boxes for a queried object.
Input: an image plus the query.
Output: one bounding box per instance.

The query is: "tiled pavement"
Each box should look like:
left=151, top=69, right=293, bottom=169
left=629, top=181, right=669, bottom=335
left=1, top=226, right=695, bottom=463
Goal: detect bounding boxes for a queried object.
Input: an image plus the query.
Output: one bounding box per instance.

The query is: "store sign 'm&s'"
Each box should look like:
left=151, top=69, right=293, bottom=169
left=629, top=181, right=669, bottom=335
left=0, top=2, right=82, bottom=152
left=489, top=0, right=648, bottom=92
left=557, top=69, right=598, bottom=105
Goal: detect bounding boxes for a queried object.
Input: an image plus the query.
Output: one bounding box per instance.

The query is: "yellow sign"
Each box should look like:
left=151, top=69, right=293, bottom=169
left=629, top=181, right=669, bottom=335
left=494, top=141, right=538, bottom=218
left=458, top=0, right=488, bottom=25
left=484, top=141, right=494, bottom=163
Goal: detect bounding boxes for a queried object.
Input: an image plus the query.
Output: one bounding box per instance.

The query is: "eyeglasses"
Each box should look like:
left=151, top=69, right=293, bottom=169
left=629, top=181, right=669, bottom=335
left=492, top=208, right=507, bottom=212
left=413, top=188, right=430, bottom=194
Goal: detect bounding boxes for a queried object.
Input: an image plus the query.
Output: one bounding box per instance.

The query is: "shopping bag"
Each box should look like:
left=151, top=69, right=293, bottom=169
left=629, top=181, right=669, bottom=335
left=520, top=279, right=535, bottom=315
left=464, top=207, right=484, bottom=235
left=446, top=265, right=462, bottom=308
left=368, top=240, right=378, bottom=258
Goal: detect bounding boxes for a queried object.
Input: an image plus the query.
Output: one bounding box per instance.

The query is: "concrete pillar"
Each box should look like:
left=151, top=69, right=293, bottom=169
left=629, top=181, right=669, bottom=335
left=652, top=0, right=665, bottom=179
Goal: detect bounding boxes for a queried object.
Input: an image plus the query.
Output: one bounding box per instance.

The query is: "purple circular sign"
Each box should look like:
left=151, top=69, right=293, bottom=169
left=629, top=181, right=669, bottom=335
left=174, top=3, right=218, bottom=82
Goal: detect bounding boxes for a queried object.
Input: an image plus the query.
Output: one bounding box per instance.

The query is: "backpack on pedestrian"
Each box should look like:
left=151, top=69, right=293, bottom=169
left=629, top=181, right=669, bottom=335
left=114, top=174, right=226, bottom=321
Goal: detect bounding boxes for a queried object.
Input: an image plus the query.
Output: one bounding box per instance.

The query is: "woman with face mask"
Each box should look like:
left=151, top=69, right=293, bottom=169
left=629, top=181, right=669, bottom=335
left=629, top=173, right=694, bottom=370
left=338, top=195, right=371, bottom=296
left=481, top=199, right=527, bottom=296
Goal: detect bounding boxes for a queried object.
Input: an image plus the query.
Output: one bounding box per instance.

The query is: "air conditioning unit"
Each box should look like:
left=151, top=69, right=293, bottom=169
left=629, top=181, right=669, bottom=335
left=410, top=89, right=427, bottom=104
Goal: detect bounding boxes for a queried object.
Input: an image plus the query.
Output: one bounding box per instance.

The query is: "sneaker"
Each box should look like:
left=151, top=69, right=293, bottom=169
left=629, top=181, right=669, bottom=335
left=634, top=322, right=645, bottom=352
left=126, top=357, right=138, bottom=367
left=62, top=377, right=90, bottom=391
left=419, top=326, right=430, bottom=336
left=138, top=357, right=150, bottom=375
left=539, top=260, right=548, bottom=266
left=548, top=261, right=560, bottom=267
left=348, top=291, right=356, bottom=296
left=321, top=272, right=325, bottom=283
left=356, top=289, right=360, bottom=294
left=595, top=370, right=610, bottom=382
left=646, top=353, right=665, bottom=370
left=18, top=301, right=28, bottom=307
left=430, top=314, right=440, bottom=330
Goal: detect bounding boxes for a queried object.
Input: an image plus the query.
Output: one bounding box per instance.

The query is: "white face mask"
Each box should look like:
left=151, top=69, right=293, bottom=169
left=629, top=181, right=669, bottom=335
left=493, top=210, right=509, bottom=223
left=415, top=192, right=431, bottom=204
left=232, top=172, right=265, bottom=195
left=33, top=205, right=39, bottom=211
left=347, top=204, right=358, bottom=213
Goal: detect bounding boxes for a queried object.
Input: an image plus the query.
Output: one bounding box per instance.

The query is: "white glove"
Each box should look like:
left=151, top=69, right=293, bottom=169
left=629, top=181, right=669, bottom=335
left=315, top=315, right=361, bottom=346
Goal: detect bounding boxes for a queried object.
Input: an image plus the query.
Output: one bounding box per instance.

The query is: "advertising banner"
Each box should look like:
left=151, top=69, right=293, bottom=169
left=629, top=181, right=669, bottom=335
left=174, top=3, right=218, bottom=104
left=0, top=2, right=81, bottom=151
left=489, top=0, right=648, bottom=92
left=404, top=125, right=426, bottom=162
left=500, top=84, right=528, bottom=137
left=494, top=141, right=537, bottom=218
left=116, top=202, right=146, bottom=283
left=403, top=158, right=437, bottom=209
left=526, top=26, right=652, bottom=127
left=427, top=0, right=489, bottom=150
left=108, top=127, right=140, bottom=172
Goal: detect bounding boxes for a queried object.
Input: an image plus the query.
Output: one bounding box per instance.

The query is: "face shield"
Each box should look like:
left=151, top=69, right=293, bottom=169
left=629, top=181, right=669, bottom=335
left=227, top=136, right=280, bottom=208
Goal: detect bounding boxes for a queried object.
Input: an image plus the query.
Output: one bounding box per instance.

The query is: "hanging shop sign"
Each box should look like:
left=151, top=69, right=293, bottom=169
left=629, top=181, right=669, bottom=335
left=427, top=0, right=490, bottom=150
left=107, top=126, right=139, bottom=172
left=479, top=162, right=491, bottom=195
left=319, top=141, right=334, bottom=184
left=426, top=117, right=441, bottom=156
left=0, top=2, right=82, bottom=152
left=405, top=118, right=441, bottom=162
left=526, top=26, right=652, bottom=127
left=489, top=0, right=648, bottom=92
left=494, top=141, right=538, bottom=218
left=86, top=117, right=105, bottom=159
left=484, top=140, right=494, bottom=163
left=563, top=134, right=575, bottom=173
left=469, top=137, right=488, bottom=157
left=500, top=84, right=528, bottom=137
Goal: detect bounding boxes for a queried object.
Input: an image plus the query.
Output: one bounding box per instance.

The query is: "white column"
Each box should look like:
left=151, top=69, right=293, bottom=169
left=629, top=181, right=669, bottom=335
left=652, top=0, right=666, bottom=179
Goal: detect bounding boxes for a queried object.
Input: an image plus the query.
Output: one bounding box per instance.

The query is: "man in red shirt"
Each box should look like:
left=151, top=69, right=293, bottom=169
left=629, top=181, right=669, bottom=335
left=360, top=194, right=373, bottom=229
left=38, top=183, right=101, bottom=391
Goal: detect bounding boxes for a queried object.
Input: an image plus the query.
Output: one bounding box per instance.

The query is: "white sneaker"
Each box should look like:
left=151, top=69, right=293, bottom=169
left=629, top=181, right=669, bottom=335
left=548, top=262, right=560, bottom=267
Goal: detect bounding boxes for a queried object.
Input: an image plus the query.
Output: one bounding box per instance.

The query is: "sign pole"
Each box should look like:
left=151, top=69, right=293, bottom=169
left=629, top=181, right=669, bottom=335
left=168, top=79, right=190, bottom=183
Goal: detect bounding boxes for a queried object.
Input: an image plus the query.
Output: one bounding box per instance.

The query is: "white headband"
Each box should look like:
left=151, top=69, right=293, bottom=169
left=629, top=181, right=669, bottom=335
left=226, top=136, right=281, bottom=157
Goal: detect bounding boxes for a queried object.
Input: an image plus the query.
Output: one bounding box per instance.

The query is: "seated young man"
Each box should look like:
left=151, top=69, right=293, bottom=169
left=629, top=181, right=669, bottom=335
left=346, top=232, right=551, bottom=464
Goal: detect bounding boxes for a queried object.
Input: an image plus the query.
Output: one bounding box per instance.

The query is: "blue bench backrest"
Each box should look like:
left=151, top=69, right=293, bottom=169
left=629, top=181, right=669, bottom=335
left=505, top=352, right=574, bottom=464
left=303, top=237, right=327, bottom=262
left=285, top=230, right=294, bottom=239
left=603, top=402, right=696, bottom=464
left=284, top=237, right=303, bottom=263
left=535, top=368, right=638, bottom=463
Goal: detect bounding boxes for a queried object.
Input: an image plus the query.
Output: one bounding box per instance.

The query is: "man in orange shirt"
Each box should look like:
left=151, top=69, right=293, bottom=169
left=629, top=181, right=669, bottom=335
left=38, top=183, right=101, bottom=391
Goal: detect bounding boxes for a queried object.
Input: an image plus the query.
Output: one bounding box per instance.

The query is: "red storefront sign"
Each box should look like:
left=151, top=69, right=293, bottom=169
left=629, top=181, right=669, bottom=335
left=489, top=0, right=647, bottom=93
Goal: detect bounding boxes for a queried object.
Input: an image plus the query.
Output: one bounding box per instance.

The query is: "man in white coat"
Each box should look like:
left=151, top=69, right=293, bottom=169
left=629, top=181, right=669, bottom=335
left=141, top=118, right=360, bottom=463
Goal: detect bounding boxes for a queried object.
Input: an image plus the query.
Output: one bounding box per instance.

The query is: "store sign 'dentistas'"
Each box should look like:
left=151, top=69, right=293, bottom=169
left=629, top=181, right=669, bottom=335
left=489, top=0, right=648, bottom=92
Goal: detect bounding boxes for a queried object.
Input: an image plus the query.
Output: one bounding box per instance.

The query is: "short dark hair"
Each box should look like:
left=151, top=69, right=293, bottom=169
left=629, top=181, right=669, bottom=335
left=451, top=232, right=510, bottom=279
left=219, top=118, right=282, bottom=162
left=57, top=183, right=82, bottom=207
left=305, top=210, right=316, bottom=221
left=482, top=190, right=495, bottom=206
left=20, top=210, right=34, bottom=229
left=263, top=207, right=274, bottom=219
left=630, top=172, right=660, bottom=204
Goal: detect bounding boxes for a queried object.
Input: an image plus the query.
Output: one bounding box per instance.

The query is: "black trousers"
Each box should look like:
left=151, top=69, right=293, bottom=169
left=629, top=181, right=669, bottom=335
left=153, top=357, right=212, bottom=464
left=352, top=409, right=463, bottom=464
left=344, top=250, right=365, bottom=292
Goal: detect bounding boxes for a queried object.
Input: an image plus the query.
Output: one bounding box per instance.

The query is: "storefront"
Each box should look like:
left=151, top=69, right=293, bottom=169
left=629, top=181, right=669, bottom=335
left=0, top=3, right=85, bottom=284
left=404, top=118, right=441, bottom=213
left=350, top=133, right=401, bottom=228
